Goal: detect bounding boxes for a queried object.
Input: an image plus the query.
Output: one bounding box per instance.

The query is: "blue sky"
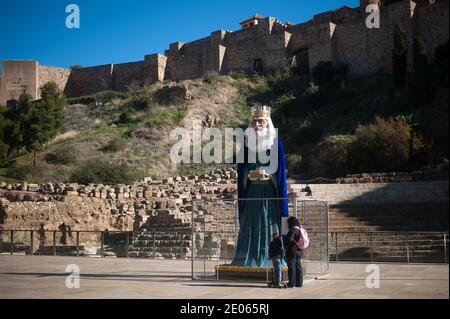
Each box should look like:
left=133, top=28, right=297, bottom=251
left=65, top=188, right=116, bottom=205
left=0, top=0, right=359, bottom=69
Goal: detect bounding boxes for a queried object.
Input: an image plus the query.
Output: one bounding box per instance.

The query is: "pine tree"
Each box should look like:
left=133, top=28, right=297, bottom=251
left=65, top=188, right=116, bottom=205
left=435, top=41, right=449, bottom=77
left=392, top=23, right=408, bottom=87
left=0, top=109, right=9, bottom=163
left=413, top=36, right=431, bottom=104
left=39, top=82, right=66, bottom=147
left=9, top=93, right=34, bottom=157
left=18, top=93, right=44, bottom=166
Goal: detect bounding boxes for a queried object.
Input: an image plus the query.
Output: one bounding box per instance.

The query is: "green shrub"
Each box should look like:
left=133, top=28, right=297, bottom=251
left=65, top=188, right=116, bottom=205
left=70, top=159, right=139, bottom=184
left=153, top=86, right=189, bottom=105
left=273, top=94, right=297, bottom=125
left=303, top=82, right=320, bottom=97
left=171, top=105, right=187, bottom=125
left=0, top=141, right=9, bottom=164
left=146, top=111, right=170, bottom=127
left=67, top=91, right=127, bottom=106
left=202, top=71, right=221, bottom=85
left=286, top=153, right=303, bottom=175
left=101, top=137, right=126, bottom=153
left=309, top=135, right=356, bottom=177
left=267, top=65, right=294, bottom=94
left=116, top=111, right=134, bottom=125
left=97, top=91, right=127, bottom=104
left=145, top=105, right=187, bottom=127
left=45, top=146, right=79, bottom=165
left=229, top=70, right=247, bottom=80
left=349, top=116, right=411, bottom=172
left=294, top=114, right=329, bottom=145
left=67, top=95, right=96, bottom=105
left=124, top=95, right=149, bottom=110
left=312, top=62, right=334, bottom=86
left=6, top=165, right=43, bottom=181
left=312, top=62, right=348, bottom=87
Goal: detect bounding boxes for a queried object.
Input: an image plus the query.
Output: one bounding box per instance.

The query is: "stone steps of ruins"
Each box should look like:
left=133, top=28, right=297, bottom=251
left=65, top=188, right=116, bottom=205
left=128, top=205, right=194, bottom=258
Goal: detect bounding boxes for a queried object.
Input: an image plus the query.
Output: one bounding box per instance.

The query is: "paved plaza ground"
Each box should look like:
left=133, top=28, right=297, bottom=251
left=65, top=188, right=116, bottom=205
left=0, top=255, right=448, bottom=299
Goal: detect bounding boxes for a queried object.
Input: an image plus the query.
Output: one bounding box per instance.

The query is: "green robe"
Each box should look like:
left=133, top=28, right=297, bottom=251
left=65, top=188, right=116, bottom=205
left=231, top=161, right=282, bottom=268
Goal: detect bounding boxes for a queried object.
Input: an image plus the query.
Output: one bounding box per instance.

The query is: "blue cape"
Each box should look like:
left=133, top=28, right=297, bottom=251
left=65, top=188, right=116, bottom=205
left=237, top=137, right=289, bottom=219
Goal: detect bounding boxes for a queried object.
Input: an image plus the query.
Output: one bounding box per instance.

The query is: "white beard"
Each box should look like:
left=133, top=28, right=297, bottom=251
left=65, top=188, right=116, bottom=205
left=245, top=127, right=276, bottom=153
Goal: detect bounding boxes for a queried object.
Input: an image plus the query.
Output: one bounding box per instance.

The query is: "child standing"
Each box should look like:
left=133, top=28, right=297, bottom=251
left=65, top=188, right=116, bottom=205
left=268, top=232, right=285, bottom=288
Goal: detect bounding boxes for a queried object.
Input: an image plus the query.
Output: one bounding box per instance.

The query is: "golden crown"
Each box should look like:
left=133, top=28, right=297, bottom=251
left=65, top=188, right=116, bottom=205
left=251, top=105, right=271, bottom=117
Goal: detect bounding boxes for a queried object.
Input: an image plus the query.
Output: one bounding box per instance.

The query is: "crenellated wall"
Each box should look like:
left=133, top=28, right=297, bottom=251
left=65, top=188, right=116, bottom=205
left=1, top=0, right=448, bottom=103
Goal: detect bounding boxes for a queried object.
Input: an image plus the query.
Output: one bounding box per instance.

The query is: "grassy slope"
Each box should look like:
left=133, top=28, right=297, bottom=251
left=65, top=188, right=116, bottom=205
left=0, top=74, right=256, bottom=183
left=1, top=70, right=448, bottom=183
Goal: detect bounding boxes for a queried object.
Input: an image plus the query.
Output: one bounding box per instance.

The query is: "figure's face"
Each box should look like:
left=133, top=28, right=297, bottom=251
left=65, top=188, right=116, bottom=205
left=251, top=117, right=268, bottom=132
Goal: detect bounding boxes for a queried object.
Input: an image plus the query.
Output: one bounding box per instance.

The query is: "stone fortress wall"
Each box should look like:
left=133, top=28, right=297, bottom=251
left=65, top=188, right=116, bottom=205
left=0, top=0, right=448, bottom=104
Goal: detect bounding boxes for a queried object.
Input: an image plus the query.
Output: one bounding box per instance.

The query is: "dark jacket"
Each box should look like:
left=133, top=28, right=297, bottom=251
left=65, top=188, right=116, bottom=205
left=269, top=237, right=284, bottom=259
left=285, top=227, right=303, bottom=259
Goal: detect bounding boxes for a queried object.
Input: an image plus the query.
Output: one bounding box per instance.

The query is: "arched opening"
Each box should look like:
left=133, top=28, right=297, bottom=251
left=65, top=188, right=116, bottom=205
left=295, top=48, right=310, bottom=76
left=253, top=58, right=263, bottom=73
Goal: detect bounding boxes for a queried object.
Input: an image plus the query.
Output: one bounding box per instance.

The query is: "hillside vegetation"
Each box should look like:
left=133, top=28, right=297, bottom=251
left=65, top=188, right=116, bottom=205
left=0, top=40, right=448, bottom=183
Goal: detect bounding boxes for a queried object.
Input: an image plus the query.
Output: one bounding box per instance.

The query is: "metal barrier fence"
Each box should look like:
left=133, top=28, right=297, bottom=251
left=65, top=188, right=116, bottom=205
left=331, top=231, right=449, bottom=264
left=190, top=198, right=330, bottom=281
left=0, top=230, right=132, bottom=257
left=1, top=230, right=447, bottom=264
left=1, top=227, right=446, bottom=274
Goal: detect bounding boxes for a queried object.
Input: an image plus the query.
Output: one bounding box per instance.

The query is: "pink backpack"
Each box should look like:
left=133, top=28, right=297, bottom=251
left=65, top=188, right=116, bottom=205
left=294, top=225, right=310, bottom=250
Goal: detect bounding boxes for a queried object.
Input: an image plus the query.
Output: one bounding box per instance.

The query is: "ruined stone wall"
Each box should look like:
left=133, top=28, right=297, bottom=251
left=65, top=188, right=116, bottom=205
left=112, top=61, right=145, bottom=92
left=0, top=168, right=238, bottom=233
left=0, top=60, right=38, bottom=104
left=221, top=18, right=291, bottom=74
left=414, top=0, right=450, bottom=58
left=1, top=168, right=446, bottom=232
left=0, top=192, right=134, bottom=232
left=333, top=20, right=368, bottom=76
left=289, top=180, right=449, bottom=205
left=1, top=169, right=447, bottom=257
left=323, top=1, right=416, bottom=77
left=286, top=23, right=310, bottom=53
left=2, top=0, right=448, bottom=101
left=38, top=65, right=71, bottom=96
left=64, top=64, right=113, bottom=98
left=165, top=35, right=223, bottom=80
left=221, top=28, right=258, bottom=73
left=309, top=22, right=338, bottom=71
left=145, top=54, right=167, bottom=83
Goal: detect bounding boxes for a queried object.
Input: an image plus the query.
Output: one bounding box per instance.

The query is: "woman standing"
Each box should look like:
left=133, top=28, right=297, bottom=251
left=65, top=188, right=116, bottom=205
left=286, top=216, right=303, bottom=288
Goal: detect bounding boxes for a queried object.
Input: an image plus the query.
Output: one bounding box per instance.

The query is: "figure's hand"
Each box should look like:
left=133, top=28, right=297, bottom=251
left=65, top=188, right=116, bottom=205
left=249, top=168, right=270, bottom=181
